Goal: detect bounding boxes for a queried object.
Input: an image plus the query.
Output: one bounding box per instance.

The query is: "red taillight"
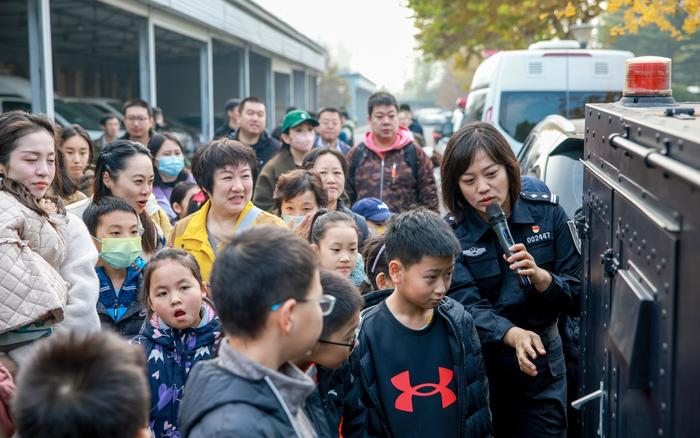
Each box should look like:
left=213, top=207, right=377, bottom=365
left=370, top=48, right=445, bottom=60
left=623, top=56, right=672, bottom=97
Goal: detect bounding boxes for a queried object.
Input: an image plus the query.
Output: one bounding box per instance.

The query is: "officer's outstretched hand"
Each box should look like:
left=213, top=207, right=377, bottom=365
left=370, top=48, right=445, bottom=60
left=505, top=244, right=553, bottom=292
left=503, top=327, right=546, bottom=377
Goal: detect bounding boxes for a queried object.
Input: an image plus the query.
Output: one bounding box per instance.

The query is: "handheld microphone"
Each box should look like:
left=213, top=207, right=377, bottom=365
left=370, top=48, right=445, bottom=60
left=486, top=203, right=532, bottom=289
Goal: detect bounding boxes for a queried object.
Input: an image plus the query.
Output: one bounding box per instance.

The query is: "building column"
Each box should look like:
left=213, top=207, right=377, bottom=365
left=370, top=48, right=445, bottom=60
left=138, top=17, right=156, bottom=105
left=242, top=45, right=250, bottom=97
left=200, top=38, right=214, bottom=140
left=27, top=0, right=54, bottom=117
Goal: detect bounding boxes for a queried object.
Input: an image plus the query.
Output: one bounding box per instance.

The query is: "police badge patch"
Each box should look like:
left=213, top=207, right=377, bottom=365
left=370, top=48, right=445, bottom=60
left=463, top=247, right=487, bottom=258
left=567, top=220, right=582, bottom=255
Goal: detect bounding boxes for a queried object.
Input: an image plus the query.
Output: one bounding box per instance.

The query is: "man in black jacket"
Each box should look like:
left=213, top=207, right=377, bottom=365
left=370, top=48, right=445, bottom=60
left=227, top=96, right=281, bottom=169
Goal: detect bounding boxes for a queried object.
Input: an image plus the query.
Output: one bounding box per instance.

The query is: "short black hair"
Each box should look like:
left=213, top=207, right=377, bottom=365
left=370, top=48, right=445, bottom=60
left=384, top=207, right=460, bottom=268
left=317, top=107, right=341, bottom=119
left=239, top=96, right=265, bottom=113
left=83, top=196, right=138, bottom=236
left=225, top=98, right=240, bottom=113
left=319, top=269, right=362, bottom=338
left=13, top=331, right=149, bottom=438
left=100, top=114, right=119, bottom=125
left=367, top=91, right=398, bottom=117
left=399, top=103, right=412, bottom=112
left=273, top=169, right=327, bottom=214
left=210, top=226, right=319, bottom=339
left=122, top=98, right=153, bottom=117
left=191, top=138, right=258, bottom=194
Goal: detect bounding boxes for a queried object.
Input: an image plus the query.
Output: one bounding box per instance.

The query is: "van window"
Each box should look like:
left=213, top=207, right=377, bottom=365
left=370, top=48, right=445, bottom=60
left=464, top=92, right=486, bottom=124
left=499, top=91, right=621, bottom=142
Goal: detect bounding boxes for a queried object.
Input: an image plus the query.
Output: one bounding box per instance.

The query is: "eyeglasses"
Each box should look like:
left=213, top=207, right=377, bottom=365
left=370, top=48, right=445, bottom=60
left=271, top=294, right=336, bottom=316
left=318, top=333, right=357, bottom=353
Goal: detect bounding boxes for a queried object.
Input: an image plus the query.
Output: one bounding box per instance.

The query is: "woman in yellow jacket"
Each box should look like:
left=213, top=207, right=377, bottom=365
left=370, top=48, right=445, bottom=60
left=169, top=138, right=284, bottom=282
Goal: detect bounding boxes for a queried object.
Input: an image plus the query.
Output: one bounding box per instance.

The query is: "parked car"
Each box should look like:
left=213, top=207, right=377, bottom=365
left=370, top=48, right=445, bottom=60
left=0, top=97, right=103, bottom=140
left=415, top=107, right=450, bottom=126
left=517, top=115, right=584, bottom=218
left=465, top=40, right=633, bottom=154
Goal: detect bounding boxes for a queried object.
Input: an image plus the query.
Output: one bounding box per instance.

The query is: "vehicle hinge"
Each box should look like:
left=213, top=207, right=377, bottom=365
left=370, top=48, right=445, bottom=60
left=602, top=248, right=619, bottom=277
left=575, top=208, right=589, bottom=240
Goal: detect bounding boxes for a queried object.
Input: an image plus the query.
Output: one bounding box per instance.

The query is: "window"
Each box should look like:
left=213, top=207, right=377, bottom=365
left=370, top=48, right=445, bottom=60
left=544, top=150, right=584, bottom=218
left=499, top=91, right=621, bottom=142
left=464, top=91, right=487, bottom=125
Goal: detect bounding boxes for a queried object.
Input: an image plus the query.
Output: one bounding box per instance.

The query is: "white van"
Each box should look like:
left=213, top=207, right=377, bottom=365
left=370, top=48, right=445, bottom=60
left=463, top=40, right=633, bottom=153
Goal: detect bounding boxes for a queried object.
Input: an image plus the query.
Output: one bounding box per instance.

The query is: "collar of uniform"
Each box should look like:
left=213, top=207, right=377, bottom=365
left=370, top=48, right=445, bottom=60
left=510, top=198, right=534, bottom=224
left=459, top=207, right=491, bottom=242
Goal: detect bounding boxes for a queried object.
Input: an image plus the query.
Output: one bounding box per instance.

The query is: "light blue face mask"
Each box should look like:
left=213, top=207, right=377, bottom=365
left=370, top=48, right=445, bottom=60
left=282, top=214, right=305, bottom=227
left=158, top=155, right=185, bottom=177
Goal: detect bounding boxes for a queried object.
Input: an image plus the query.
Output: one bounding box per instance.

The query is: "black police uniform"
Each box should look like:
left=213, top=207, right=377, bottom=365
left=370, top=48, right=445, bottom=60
left=447, top=191, right=582, bottom=438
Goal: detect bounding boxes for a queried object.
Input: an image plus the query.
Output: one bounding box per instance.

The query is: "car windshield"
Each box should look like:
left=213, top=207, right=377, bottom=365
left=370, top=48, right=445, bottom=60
left=500, top=91, right=620, bottom=142
left=545, top=150, right=583, bottom=218
left=54, top=100, right=104, bottom=130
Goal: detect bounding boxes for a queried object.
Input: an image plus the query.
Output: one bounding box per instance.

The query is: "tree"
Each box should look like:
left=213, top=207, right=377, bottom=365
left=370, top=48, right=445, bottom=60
left=606, top=0, right=700, bottom=39
left=407, top=0, right=605, bottom=66
left=319, top=58, right=350, bottom=109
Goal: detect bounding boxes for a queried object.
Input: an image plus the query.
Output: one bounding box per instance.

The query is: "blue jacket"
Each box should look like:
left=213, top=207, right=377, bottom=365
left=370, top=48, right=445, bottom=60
left=131, top=303, right=222, bottom=438
left=96, top=257, right=147, bottom=338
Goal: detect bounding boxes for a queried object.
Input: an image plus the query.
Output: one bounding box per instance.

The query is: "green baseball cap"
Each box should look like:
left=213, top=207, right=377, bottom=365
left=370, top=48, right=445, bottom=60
left=281, top=109, right=319, bottom=134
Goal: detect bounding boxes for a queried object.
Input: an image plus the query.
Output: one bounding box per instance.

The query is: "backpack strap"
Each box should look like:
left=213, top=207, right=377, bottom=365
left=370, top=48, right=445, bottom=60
left=349, top=143, right=367, bottom=182
left=403, top=142, right=419, bottom=182
left=235, top=205, right=263, bottom=235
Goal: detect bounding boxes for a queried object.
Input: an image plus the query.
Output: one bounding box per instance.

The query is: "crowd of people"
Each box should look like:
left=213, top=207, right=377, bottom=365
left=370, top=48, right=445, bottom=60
left=0, top=89, right=581, bottom=438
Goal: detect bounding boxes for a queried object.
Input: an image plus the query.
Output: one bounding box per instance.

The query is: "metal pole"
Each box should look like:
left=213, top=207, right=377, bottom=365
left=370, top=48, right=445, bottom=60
left=243, top=45, right=250, bottom=98
left=27, top=0, right=54, bottom=118
left=138, top=17, right=156, bottom=105
left=200, top=38, right=214, bottom=141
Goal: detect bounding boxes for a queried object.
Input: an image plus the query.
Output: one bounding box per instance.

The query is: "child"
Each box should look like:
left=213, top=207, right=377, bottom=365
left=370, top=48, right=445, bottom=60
left=169, top=181, right=200, bottom=222
left=131, top=248, right=222, bottom=438
left=178, top=226, right=328, bottom=437
left=273, top=168, right=327, bottom=229
left=351, top=197, right=393, bottom=236
left=83, top=196, right=146, bottom=337
left=296, top=270, right=366, bottom=437
left=354, top=208, right=492, bottom=437
left=13, top=331, right=150, bottom=438
left=309, top=209, right=366, bottom=287
left=359, top=234, right=395, bottom=296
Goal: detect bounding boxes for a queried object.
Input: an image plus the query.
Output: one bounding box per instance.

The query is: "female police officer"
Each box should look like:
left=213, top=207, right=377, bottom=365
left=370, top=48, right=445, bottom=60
left=442, top=122, right=581, bottom=437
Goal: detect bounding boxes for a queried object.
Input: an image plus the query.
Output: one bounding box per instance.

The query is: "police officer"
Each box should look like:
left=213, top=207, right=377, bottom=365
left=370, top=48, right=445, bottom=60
left=441, top=122, right=581, bottom=438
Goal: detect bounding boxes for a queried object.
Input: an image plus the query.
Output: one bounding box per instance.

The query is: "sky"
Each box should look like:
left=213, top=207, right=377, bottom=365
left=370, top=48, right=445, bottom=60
left=253, top=0, right=420, bottom=93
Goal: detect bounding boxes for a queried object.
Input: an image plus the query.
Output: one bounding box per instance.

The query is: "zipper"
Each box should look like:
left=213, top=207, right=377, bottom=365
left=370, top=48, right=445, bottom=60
left=379, top=158, right=385, bottom=201
left=264, top=376, right=304, bottom=437
left=439, top=304, right=468, bottom=437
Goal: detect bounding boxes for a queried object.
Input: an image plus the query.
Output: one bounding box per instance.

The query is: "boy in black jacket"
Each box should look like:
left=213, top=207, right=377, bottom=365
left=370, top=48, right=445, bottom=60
left=354, top=208, right=492, bottom=437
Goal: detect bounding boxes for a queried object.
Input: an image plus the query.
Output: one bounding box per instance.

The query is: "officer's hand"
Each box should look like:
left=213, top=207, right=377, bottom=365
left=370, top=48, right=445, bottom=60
left=505, top=244, right=553, bottom=292
left=503, top=327, right=546, bottom=377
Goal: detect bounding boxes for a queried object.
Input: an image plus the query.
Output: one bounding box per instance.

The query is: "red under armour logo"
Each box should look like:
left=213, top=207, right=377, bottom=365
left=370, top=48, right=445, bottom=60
left=390, top=367, right=457, bottom=413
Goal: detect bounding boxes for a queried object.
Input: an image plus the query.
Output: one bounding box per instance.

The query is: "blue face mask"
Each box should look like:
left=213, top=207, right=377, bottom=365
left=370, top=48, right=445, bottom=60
left=282, top=214, right=305, bottom=227
left=158, top=155, right=185, bottom=177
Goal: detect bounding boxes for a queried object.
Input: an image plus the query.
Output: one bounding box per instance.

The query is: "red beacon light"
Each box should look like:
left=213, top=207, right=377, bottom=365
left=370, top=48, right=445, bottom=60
left=620, top=56, right=676, bottom=106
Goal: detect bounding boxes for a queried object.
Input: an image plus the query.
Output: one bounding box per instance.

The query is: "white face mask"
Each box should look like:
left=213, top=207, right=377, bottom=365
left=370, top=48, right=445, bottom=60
left=289, top=129, right=315, bottom=151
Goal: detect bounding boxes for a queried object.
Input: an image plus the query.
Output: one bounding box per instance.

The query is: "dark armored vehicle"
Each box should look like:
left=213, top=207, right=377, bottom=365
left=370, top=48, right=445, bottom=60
left=575, top=56, right=700, bottom=437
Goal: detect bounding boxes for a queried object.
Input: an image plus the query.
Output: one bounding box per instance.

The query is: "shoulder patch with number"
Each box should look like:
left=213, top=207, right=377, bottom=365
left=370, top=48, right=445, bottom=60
left=567, top=220, right=582, bottom=254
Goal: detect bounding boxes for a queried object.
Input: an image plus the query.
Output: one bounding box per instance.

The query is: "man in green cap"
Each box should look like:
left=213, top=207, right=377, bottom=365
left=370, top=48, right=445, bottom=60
left=253, top=109, right=319, bottom=212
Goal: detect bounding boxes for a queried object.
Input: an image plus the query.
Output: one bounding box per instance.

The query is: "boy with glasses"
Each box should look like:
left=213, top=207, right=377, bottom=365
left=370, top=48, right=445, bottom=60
left=179, top=226, right=328, bottom=437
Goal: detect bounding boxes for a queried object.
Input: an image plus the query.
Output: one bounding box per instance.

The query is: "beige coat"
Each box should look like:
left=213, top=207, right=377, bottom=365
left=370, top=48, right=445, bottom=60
left=0, top=192, right=68, bottom=334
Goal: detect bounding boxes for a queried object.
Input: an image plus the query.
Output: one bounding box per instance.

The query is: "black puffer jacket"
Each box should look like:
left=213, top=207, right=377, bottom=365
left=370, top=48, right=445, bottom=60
left=353, top=295, right=492, bottom=437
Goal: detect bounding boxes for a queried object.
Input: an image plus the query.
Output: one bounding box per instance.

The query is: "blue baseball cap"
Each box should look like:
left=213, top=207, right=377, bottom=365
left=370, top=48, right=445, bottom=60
left=351, top=197, right=393, bottom=222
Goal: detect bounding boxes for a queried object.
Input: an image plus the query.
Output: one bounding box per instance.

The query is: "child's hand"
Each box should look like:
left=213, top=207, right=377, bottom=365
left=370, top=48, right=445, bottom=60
left=38, top=197, right=58, bottom=215
left=292, top=212, right=314, bottom=241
